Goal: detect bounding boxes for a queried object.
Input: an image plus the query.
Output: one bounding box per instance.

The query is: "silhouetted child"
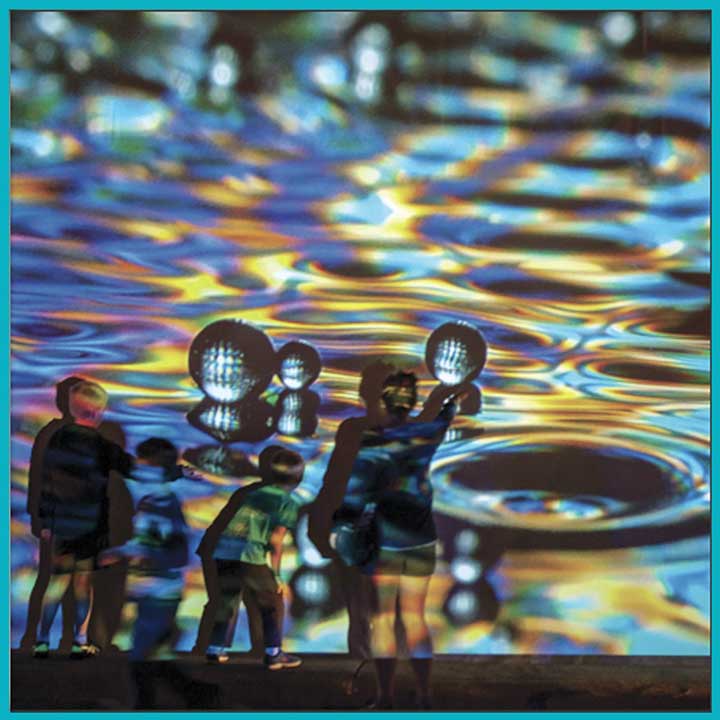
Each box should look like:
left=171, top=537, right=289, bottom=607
left=34, top=380, right=131, bottom=659
left=199, top=445, right=304, bottom=670
left=22, top=376, right=83, bottom=651
left=100, top=437, right=217, bottom=709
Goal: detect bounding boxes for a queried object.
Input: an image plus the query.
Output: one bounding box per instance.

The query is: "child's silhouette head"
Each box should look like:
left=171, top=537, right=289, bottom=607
left=68, top=381, right=107, bottom=428
left=259, top=445, right=304, bottom=487
left=136, top=437, right=179, bottom=472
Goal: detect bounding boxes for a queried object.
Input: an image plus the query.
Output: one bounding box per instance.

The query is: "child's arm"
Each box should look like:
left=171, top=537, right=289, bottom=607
left=307, top=417, right=363, bottom=558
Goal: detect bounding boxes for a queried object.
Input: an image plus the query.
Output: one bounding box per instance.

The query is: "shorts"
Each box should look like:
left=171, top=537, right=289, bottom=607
left=371, top=543, right=437, bottom=578
left=50, top=531, right=105, bottom=572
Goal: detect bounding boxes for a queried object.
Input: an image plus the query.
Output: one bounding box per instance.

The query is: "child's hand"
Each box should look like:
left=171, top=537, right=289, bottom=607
left=276, top=580, right=289, bottom=596
left=178, top=464, right=204, bottom=481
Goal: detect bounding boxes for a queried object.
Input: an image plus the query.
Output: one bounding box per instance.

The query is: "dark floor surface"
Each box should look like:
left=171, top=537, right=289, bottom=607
left=11, top=651, right=710, bottom=712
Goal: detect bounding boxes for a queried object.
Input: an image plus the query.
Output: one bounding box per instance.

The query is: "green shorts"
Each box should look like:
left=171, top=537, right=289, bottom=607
left=373, top=543, right=437, bottom=578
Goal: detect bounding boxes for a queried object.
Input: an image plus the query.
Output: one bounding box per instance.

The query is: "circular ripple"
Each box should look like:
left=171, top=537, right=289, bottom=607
left=433, top=435, right=707, bottom=548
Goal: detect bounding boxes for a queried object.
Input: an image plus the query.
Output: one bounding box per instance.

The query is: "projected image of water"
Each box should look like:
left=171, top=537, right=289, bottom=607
left=10, top=11, right=709, bottom=655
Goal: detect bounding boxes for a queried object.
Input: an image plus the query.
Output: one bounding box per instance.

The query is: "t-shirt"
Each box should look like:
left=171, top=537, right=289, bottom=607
left=120, top=464, right=192, bottom=600
left=334, top=401, right=455, bottom=551
left=212, top=484, right=300, bottom=565
left=39, top=422, right=131, bottom=542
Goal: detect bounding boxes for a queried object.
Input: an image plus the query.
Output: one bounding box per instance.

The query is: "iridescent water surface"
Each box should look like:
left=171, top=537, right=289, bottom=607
left=10, top=10, right=709, bottom=655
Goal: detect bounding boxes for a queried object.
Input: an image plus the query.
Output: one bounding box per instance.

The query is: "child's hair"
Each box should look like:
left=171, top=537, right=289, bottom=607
left=68, top=380, right=108, bottom=426
left=136, top=437, right=179, bottom=470
left=381, top=370, right=418, bottom=409
left=259, top=445, right=304, bottom=485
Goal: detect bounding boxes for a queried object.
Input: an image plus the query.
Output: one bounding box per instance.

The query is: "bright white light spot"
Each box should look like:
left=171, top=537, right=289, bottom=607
left=357, top=46, right=385, bottom=74
left=211, top=61, right=234, bottom=86
left=35, top=134, right=54, bottom=157
left=297, top=572, right=329, bottom=603
left=36, top=11, right=68, bottom=37
left=602, top=12, right=636, bottom=46
left=451, top=558, right=482, bottom=584
left=312, top=56, right=347, bottom=88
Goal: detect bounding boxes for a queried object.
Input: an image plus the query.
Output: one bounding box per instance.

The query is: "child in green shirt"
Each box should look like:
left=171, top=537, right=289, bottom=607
left=200, top=445, right=304, bottom=670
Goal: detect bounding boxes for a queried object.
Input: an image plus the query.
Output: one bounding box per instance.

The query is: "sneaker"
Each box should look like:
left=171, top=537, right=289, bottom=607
left=206, top=652, right=230, bottom=664
left=33, top=642, right=49, bottom=659
left=264, top=651, right=302, bottom=671
left=70, top=642, right=100, bottom=660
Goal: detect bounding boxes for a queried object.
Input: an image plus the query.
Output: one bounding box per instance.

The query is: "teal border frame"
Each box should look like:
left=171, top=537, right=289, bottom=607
left=3, top=3, right=714, bottom=718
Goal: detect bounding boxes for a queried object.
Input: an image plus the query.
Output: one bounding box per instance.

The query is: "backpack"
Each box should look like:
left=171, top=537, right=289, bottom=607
left=333, top=502, right=379, bottom=568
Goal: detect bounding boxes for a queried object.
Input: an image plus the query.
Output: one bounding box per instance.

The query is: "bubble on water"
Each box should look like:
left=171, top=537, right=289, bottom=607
left=277, top=341, right=321, bottom=390
left=189, top=320, right=276, bottom=403
left=188, top=401, right=244, bottom=442
left=275, top=389, right=320, bottom=438
left=187, top=397, right=275, bottom=443
left=426, top=322, right=487, bottom=386
left=277, top=393, right=302, bottom=436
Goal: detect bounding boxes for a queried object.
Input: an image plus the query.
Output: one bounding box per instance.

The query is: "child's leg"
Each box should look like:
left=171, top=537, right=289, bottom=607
left=21, top=535, right=52, bottom=647
left=72, top=557, right=93, bottom=645
left=37, top=553, right=74, bottom=644
left=207, top=560, right=243, bottom=655
left=238, top=564, right=282, bottom=652
left=371, top=572, right=401, bottom=706
left=399, top=574, right=433, bottom=705
left=131, top=597, right=178, bottom=661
